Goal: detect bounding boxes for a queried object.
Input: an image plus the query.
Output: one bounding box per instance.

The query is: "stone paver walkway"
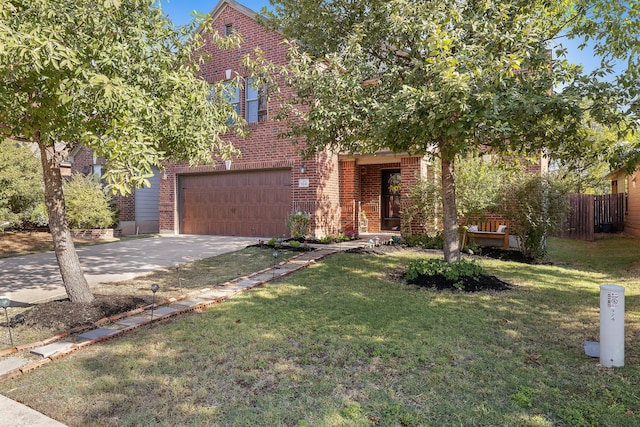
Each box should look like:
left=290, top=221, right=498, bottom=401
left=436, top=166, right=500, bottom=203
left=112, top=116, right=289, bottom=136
left=0, top=245, right=352, bottom=379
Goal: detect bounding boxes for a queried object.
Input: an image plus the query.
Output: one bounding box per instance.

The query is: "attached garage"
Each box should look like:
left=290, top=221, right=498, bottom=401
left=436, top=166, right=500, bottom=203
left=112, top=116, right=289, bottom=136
left=179, top=169, right=291, bottom=237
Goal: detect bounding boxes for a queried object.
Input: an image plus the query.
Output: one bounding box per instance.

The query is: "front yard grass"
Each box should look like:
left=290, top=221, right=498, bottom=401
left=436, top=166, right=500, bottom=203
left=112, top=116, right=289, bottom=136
left=1, top=237, right=639, bottom=426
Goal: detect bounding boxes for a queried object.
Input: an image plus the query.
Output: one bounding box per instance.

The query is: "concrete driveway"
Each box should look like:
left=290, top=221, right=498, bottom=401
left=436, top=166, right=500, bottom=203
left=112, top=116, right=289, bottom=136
left=0, top=235, right=262, bottom=304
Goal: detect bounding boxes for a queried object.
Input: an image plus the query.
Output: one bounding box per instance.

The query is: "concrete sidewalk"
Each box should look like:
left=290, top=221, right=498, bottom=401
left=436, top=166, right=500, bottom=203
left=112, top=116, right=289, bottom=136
left=0, top=234, right=263, bottom=304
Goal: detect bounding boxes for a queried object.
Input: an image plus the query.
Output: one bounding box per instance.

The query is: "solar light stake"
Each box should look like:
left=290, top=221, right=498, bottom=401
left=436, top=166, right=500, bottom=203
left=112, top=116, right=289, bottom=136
left=272, top=250, right=279, bottom=277
left=175, top=263, right=182, bottom=295
left=150, top=284, right=160, bottom=327
left=0, top=298, right=13, bottom=347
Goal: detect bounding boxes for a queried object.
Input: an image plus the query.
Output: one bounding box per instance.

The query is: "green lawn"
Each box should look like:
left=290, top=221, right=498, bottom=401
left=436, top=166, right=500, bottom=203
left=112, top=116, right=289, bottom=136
left=1, top=237, right=639, bottom=426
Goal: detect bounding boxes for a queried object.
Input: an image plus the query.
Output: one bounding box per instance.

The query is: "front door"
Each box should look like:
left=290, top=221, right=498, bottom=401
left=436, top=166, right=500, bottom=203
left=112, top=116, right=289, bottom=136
left=381, top=169, right=401, bottom=231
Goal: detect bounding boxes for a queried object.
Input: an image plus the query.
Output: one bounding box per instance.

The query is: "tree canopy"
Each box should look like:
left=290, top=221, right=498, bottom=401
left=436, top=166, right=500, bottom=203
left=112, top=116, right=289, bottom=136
left=0, top=0, right=241, bottom=302
left=266, top=0, right=638, bottom=262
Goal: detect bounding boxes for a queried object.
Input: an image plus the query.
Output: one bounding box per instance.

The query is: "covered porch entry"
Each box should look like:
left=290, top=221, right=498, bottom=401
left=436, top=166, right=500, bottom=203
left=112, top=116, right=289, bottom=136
left=339, top=154, right=428, bottom=234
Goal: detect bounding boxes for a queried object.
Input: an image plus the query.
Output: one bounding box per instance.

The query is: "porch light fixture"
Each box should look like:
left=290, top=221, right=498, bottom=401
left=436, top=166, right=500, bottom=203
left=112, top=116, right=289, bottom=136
left=225, top=69, right=232, bottom=80
left=0, top=298, right=13, bottom=347
left=300, top=163, right=306, bottom=173
left=225, top=159, right=232, bottom=170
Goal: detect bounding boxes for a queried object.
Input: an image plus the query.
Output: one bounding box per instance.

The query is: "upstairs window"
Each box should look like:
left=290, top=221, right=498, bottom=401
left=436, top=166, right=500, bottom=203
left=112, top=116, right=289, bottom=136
left=222, top=81, right=240, bottom=123
left=245, top=77, right=267, bottom=123
left=224, top=23, right=233, bottom=36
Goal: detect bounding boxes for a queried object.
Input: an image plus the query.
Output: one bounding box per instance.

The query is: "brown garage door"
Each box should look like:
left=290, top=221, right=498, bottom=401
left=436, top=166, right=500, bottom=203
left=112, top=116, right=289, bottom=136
left=179, top=169, right=291, bottom=237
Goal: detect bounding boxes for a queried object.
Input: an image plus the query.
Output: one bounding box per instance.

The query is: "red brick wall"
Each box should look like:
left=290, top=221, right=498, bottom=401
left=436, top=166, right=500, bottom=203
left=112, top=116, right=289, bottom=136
left=160, top=3, right=341, bottom=236
left=339, top=159, right=359, bottom=232
left=400, top=156, right=423, bottom=233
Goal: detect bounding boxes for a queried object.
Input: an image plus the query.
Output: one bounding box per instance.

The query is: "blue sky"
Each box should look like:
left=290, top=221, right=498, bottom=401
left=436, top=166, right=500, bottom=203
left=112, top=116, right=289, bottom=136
left=159, top=0, right=609, bottom=76
left=159, top=0, right=270, bottom=25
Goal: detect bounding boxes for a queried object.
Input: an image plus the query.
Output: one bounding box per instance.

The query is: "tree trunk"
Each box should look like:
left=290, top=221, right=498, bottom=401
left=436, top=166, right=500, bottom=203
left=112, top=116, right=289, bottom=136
left=39, top=143, right=94, bottom=303
left=441, top=155, right=461, bottom=263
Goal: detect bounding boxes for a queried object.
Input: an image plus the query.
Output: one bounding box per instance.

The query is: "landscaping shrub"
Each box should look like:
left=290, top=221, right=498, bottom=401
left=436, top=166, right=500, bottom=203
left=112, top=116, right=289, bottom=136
left=64, top=173, right=116, bottom=229
left=286, top=211, right=311, bottom=239
left=405, top=257, right=484, bottom=290
left=501, top=175, right=570, bottom=259
left=0, top=139, right=45, bottom=227
left=402, top=232, right=444, bottom=249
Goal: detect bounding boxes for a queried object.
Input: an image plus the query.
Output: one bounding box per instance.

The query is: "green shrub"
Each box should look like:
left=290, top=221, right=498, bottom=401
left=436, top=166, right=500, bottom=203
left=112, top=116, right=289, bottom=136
left=501, top=175, right=570, bottom=259
left=288, top=240, right=301, bottom=248
left=403, top=232, right=444, bottom=249
left=319, top=235, right=335, bottom=243
left=286, top=211, right=311, bottom=238
left=64, top=174, right=116, bottom=229
left=0, top=139, right=45, bottom=227
left=405, top=258, right=483, bottom=289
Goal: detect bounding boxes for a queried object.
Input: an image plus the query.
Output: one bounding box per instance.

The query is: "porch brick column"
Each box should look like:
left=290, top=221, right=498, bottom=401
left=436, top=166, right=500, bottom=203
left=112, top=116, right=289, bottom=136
left=339, top=159, right=358, bottom=232
left=401, top=156, right=424, bottom=234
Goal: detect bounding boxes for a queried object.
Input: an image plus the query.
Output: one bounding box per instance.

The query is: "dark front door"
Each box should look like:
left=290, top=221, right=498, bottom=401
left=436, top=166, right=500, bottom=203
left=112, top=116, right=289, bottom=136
left=381, top=169, right=401, bottom=231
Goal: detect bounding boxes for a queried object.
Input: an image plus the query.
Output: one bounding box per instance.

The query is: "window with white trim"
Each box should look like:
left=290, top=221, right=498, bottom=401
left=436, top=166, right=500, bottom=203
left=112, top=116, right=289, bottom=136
left=245, top=77, right=267, bottom=123
left=222, top=81, right=240, bottom=123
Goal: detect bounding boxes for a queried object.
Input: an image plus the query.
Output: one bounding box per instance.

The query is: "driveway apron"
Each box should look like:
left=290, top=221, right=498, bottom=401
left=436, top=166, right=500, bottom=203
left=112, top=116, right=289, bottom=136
left=0, top=235, right=262, bottom=304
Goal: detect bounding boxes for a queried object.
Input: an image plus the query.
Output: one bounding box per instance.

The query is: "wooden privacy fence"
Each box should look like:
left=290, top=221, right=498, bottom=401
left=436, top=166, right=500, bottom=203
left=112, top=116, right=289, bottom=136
left=594, top=193, right=625, bottom=232
left=554, top=193, right=626, bottom=241
left=555, top=193, right=594, bottom=241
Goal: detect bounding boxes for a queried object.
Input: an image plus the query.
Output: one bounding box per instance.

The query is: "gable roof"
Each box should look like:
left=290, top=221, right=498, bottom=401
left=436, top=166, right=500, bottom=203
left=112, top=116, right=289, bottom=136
left=207, top=0, right=259, bottom=23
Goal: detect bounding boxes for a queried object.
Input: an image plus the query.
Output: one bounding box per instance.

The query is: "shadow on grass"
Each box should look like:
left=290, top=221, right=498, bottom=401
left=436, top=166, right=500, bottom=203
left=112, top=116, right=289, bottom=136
left=3, top=251, right=640, bottom=426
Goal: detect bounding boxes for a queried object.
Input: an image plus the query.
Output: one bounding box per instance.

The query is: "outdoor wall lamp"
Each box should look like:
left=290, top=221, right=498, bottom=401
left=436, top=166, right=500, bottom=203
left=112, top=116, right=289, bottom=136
left=300, top=163, right=306, bottom=173
left=225, top=159, right=232, bottom=170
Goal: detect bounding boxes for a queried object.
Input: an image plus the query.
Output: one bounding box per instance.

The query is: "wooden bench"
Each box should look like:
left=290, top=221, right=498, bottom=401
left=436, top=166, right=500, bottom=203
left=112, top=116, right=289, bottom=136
left=462, top=220, right=510, bottom=249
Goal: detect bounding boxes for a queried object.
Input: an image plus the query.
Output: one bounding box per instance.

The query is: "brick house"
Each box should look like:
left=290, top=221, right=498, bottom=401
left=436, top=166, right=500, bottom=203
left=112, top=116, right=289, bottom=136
left=70, top=0, right=547, bottom=239
left=155, top=0, right=432, bottom=238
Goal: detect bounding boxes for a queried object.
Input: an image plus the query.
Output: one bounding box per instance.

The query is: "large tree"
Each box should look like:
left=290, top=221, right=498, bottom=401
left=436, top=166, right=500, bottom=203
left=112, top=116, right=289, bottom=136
left=266, top=0, right=637, bottom=262
left=0, top=0, right=240, bottom=302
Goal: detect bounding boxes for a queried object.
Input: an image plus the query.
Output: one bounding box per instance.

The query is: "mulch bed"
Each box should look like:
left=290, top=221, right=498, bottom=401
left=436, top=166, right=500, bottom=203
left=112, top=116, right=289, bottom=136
left=406, top=273, right=512, bottom=292
left=21, top=295, right=152, bottom=330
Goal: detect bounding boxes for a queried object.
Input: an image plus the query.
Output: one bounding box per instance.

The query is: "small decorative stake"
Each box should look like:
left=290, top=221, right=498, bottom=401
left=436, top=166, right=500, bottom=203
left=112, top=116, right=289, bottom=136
left=0, top=298, right=13, bottom=347
left=150, top=284, right=160, bottom=328
left=175, top=263, right=182, bottom=295
left=272, top=250, right=279, bottom=277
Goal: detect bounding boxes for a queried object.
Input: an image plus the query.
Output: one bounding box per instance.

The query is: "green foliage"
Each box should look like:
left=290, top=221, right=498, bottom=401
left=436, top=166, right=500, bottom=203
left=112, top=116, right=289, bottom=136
left=510, top=386, right=537, bottom=408
left=319, top=235, right=335, bottom=243
left=0, top=139, right=44, bottom=227
left=401, top=172, right=441, bottom=235
left=340, top=402, right=363, bottom=420
left=28, top=202, right=49, bottom=227
left=501, top=175, right=570, bottom=259
left=405, top=258, right=483, bottom=289
left=402, top=232, right=444, bottom=250
left=286, top=211, right=311, bottom=239
left=288, top=240, right=301, bottom=248
left=64, top=174, right=115, bottom=229
left=266, top=236, right=284, bottom=247
left=455, top=155, right=517, bottom=221
left=267, top=0, right=635, bottom=263
left=0, top=0, right=243, bottom=195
